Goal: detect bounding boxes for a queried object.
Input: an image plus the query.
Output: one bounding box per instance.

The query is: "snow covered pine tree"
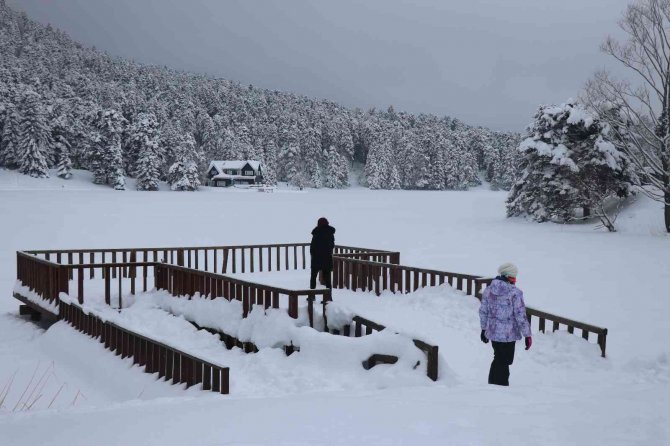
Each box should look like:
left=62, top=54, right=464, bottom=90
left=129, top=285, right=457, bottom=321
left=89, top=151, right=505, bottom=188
left=17, top=90, right=52, bottom=178
left=506, top=100, right=634, bottom=228
left=130, top=113, right=162, bottom=191
left=167, top=133, right=201, bottom=191
left=91, top=109, right=126, bottom=190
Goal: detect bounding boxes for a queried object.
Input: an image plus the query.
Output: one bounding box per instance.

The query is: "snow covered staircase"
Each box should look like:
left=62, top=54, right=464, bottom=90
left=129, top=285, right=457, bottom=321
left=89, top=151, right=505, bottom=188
left=13, top=243, right=420, bottom=394
left=59, top=299, right=230, bottom=393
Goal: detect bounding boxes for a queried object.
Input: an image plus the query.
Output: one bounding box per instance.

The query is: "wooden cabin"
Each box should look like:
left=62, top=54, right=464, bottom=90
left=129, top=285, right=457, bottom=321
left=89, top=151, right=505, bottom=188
left=207, top=160, right=263, bottom=187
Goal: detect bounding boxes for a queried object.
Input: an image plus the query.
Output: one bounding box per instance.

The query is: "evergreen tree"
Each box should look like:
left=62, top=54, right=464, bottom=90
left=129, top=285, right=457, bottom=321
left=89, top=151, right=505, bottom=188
left=17, top=90, right=51, bottom=178
left=55, top=131, right=72, bottom=179
left=92, top=109, right=126, bottom=189
left=167, top=133, right=201, bottom=191
left=0, top=101, right=19, bottom=167
left=130, top=113, right=162, bottom=190
left=507, top=101, right=633, bottom=222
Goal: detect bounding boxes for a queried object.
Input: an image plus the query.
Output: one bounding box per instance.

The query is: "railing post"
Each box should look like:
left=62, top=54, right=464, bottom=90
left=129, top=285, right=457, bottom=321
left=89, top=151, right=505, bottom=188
left=307, top=293, right=315, bottom=328
left=78, top=266, right=84, bottom=304
left=598, top=330, right=607, bottom=358
left=288, top=292, right=298, bottom=319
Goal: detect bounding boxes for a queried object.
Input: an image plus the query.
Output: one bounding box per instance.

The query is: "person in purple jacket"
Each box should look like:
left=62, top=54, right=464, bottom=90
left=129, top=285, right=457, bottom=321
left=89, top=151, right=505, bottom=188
left=479, top=262, right=532, bottom=386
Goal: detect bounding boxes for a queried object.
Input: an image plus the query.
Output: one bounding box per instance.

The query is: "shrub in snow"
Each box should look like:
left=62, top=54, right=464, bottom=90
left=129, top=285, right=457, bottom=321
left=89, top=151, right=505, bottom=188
left=506, top=100, right=634, bottom=226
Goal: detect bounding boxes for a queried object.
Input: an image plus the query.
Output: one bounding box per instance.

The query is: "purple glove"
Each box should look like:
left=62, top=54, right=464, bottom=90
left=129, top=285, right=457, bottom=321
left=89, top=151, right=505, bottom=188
left=525, top=337, right=532, bottom=350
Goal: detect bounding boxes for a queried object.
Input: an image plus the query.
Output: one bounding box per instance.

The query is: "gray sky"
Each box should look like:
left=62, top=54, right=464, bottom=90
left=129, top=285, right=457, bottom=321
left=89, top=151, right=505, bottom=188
left=11, top=0, right=631, bottom=131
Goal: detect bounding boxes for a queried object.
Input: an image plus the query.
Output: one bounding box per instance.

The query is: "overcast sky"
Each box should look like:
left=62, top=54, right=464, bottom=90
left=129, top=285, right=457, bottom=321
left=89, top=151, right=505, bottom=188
left=11, top=0, right=632, bottom=131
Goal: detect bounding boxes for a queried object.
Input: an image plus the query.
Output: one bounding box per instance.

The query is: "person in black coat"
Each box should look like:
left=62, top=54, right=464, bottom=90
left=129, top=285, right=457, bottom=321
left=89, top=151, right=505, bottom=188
left=310, top=217, right=335, bottom=289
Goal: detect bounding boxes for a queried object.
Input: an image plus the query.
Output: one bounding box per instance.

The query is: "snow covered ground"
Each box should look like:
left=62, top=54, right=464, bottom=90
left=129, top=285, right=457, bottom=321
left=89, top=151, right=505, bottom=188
left=0, top=168, right=669, bottom=445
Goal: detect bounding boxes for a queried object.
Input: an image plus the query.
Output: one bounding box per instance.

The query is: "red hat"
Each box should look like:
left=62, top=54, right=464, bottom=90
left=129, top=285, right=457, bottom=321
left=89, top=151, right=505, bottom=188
left=318, top=217, right=329, bottom=226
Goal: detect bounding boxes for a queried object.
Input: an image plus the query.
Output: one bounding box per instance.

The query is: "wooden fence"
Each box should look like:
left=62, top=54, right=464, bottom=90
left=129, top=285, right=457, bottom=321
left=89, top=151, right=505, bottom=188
left=24, top=243, right=396, bottom=278
left=475, top=279, right=608, bottom=358
left=333, top=256, right=609, bottom=358
left=16, top=251, right=332, bottom=321
left=329, top=315, right=439, bottom=381
left=60, top=300, right=229, bottom=393
left=154, top=262, right=331, bottom=320
left=333, top=256, right=480, bottom=296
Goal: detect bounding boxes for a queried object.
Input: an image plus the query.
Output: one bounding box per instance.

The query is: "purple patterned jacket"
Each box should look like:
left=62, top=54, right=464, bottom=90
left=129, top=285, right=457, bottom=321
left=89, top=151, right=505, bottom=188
left=479, top=278, right=532, bottom=342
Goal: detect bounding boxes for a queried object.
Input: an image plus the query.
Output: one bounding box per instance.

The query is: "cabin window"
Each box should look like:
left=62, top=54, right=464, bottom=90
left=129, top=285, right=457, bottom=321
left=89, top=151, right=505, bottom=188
left=244, top=170, right=254, bottom=176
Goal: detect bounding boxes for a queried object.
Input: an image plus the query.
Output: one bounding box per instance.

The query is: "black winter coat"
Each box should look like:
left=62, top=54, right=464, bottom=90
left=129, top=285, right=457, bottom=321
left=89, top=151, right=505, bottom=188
left=310, top=225, right=335, bottom=270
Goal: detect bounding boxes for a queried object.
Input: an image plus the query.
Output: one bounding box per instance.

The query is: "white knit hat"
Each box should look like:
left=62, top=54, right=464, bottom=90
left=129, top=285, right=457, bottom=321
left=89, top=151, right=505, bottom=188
left=497, top=262, right=518, bottom=278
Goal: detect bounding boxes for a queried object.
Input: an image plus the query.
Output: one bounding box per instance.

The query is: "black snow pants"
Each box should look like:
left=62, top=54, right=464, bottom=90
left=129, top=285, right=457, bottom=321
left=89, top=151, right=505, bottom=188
left=310, top=268, right=332, bottom=289
left=488, top=341, right=516, bottom=386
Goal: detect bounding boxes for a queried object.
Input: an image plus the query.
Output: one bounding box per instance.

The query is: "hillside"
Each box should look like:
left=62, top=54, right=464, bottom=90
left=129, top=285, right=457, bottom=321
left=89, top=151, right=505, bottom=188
left=0, top=1, right=519, bottom=191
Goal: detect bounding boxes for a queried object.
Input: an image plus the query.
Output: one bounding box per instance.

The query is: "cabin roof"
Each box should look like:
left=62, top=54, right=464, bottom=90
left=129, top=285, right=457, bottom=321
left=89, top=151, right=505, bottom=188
left=208, top=160, right=261, bottom=173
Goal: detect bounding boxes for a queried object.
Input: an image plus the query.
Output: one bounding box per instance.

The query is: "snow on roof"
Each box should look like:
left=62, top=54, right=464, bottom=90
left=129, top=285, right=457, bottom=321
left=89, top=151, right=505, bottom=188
left=208, top=160, right=261, bottom=173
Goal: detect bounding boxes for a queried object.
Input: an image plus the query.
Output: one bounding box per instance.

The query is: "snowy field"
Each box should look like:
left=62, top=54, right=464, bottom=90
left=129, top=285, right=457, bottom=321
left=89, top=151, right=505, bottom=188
left=0, top=169, right=669, bottom=445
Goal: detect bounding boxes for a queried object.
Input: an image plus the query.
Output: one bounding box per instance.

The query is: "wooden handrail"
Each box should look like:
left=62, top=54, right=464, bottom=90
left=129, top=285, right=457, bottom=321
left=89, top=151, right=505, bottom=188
left=344, top=315, right=438, bottom=381
left=24, top=243, right=310, bottom=255
left=60, top=301, right=229, bottom=393
left=15, top=245, right=610, bottom=359
left=23, top=243, right=390, bottom=256
left=334, top=256, right=480, bottom=280
left=161, top=262, right=330, bottom=296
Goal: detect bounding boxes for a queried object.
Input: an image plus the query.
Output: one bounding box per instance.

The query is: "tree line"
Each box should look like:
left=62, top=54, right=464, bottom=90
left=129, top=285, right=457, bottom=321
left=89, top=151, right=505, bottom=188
left=0, top=1, right=519, bottom=192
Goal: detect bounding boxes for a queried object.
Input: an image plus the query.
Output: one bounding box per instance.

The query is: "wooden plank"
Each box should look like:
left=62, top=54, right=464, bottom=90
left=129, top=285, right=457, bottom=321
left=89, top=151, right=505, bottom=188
left=105, top=267, right=111, bottom=305
left=232, top=249, right=236, bottom=274
left=212, top=367, right=220, bottom=392
left=203, top=364, right=212, bottom=390
left=223, top=249, right=229, bottom=274
left=259, top=247, right=263, bottom=272
left=78, top=266, right=84, bottom=304
left=250, top=248, right=254, bottom=273
left=221, top=368, right=230, bottom=394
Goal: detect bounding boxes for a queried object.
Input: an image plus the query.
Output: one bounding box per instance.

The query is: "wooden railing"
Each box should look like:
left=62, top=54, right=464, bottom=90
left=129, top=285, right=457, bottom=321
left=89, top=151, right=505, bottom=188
left=332, top=256, right=609, bottom=358
left=25, top=244, right=309, bottom=277
left=16, top=252, right=68, bottom=313
left=333, top=256, right=480, bottom=295
left=329, top=315, right=439, bottom=381
left=334, top=251, right=400, bottom=264
left=15, top=243, right=609, bottom=364
left=18, top=260, right=331, bottom=324
left=60, top=301, right=229, bottom=393
left=24, top=243, right=394, bottom=277
left=154, top=263, right=331, bottom=320
left=475, top=279, right=608, bottom=357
